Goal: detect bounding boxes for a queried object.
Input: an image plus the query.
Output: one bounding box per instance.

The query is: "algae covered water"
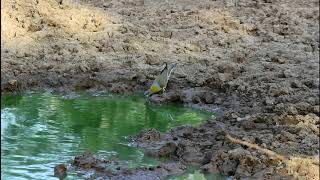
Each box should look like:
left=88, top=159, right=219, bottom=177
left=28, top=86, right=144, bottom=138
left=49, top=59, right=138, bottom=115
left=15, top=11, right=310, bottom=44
left=1, top=92, right=215, bottom=180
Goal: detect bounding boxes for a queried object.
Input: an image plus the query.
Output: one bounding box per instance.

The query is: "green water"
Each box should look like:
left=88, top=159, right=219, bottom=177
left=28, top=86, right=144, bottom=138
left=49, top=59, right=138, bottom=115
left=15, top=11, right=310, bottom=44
left=1, top=92, right=218, bottom=180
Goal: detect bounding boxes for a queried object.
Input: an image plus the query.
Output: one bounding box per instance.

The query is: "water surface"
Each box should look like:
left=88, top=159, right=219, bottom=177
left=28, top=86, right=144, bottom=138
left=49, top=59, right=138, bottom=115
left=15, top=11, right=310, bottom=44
left=1, top=92, right=216, bottom=179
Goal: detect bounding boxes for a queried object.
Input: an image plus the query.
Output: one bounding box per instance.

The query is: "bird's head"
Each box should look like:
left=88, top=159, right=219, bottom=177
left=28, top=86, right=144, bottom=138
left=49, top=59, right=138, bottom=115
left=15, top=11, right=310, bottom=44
left=144, top=90, right=151, bottom=97
left=160, top=62, right=168, bottom=73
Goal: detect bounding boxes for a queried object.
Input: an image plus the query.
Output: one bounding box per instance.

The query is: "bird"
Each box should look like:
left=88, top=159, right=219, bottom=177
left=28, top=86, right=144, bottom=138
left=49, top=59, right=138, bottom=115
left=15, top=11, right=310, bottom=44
left=144, top=62, right=177, bottom=97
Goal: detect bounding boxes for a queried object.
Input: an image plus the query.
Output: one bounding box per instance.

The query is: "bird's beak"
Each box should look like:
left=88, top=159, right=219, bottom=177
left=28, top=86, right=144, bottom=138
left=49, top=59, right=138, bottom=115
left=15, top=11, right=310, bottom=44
left=144, top=91, right=150, bottom=97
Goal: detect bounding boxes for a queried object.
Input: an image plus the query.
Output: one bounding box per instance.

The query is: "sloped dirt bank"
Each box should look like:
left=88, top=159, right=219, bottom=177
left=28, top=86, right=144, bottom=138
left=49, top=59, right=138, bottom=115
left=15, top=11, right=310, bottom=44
left=2, top=0, right=319, bottom=179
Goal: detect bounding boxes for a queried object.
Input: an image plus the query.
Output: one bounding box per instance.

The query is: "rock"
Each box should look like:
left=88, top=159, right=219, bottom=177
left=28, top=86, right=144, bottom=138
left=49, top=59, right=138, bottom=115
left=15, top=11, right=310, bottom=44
left=295, top=102, right=311, bottom=114
left=279, top=115, right=299, bottom=125
left=218, top=73, right=232, bottom=82
left=79, top=64, right=89, bottom=73
left=287, top=105, right=298, bottom=115
left=313, top=105, right=319, bottom=115
left=149, top=92, right=180, bottom=104
left=200, top=163, right=220, bottom=173
left=192, top=95, right=202, bottom=104
left=274, top=103, right=285, bottom=113
left=157, top=142, right=177, bottom=157
left=110, top=83, right=129, bottom=93
left=225, top=111, right=240, bottom=119
left=304, top=79, right=318, bottom=89
left=145, top=142, right=177, bottom=157
left=180, top=89, right=207, bottom=104
left=265, top=97, right=275, bottom=105
left=283, top=69, right=295, bottom=78
left=54, top=164, right=67, bottom=179
left=214, top=97, right=223, bottom=105
left=279, top=131, right=295, bottom=142
left=291, top=80, right=302, bottom=88
left=136, top=129, right=161, bottom=142
left=160, top=162, right=186, bottom=174
left=204, top=92, right=214, bottom=104
left=8, top=79, right=17, bottom=86
left=306, top=97, right=317, bottom=105
left=272, top=57, right=285, bottom=64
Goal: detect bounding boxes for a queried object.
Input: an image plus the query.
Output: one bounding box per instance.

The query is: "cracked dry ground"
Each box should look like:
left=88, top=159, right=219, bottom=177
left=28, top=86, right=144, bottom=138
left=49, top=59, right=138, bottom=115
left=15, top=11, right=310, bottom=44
left=1, top=0, right=319, bottom=179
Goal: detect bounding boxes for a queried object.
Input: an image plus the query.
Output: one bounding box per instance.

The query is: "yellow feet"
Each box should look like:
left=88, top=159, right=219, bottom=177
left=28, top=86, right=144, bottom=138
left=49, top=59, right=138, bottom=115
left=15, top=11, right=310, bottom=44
left=162, top=87, right=166, bottom=93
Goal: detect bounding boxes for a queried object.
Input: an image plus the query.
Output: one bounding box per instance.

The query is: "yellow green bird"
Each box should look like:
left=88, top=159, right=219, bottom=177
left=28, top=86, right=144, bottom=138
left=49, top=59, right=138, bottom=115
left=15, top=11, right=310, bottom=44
left=144, top=62, right=177, bottom=96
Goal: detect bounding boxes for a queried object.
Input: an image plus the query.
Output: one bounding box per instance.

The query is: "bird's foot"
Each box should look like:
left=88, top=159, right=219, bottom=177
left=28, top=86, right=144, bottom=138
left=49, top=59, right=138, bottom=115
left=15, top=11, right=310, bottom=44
left=162, top=87, right=166, bottom=93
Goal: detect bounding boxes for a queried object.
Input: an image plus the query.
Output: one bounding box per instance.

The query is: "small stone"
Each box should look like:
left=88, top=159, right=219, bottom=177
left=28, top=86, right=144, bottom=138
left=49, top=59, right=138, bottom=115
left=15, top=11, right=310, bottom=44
left=138, top=128, right=161, bottom=142
left=291, top=80, right=301, bottom=88
left=54, top=164, right=67, bottom=179
left=204, top=93, right=214, bottom=104
left=192, top=96, right=202, bottom=104
left=215, top=97, right=222, bottom=105
left=265, top=97, right=275, bottom=105
left=237, top=115, right=250, bottom=122
left=296, top=102, right=311, bottom=114
left=200, top=163, right=219, bottom=173
left=287, top=106, right=298, bottom=115
left=218, top=73, right=232, bottom=82
left=280, top=115, right=299, bottom=125
left=277, top=58, right=285, bottom=64
left=79, top=64, right=89, bottom=72
left=226, top=111, right=240, bottom=120
left=274, top=103, right=285, bottom=112
left=307, top=97, right=316, bottom=105
left=313, top=105, right=319, bottom=115
left=158, top=142, right=177, bottom=157
left=272, top=57, right=285, bottom=64
left=8, top=79, right=17, bottom=86
left=238, top=85, right=246, bottom=91
left=280, top=131, right=295, bottom=141
left=283, top=70, right=292, bottom=78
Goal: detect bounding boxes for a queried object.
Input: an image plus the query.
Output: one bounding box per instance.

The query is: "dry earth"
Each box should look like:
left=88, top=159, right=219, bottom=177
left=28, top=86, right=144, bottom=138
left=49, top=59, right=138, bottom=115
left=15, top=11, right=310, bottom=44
left=1, top=0, right=319, bottom=179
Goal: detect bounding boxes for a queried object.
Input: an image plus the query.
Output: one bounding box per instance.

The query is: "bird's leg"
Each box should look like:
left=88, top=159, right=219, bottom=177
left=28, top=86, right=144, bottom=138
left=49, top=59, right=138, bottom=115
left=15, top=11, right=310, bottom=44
left=162, top=87, right=166, bottom=93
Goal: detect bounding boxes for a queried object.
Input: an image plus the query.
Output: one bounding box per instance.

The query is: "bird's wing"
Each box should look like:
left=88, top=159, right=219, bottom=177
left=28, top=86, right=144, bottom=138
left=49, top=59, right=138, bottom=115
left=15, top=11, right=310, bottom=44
left=159, top=63, right=177, bottom=87
left=155, top=69, right=168, bottom=88
left=167, top=63, right=177, bottom=80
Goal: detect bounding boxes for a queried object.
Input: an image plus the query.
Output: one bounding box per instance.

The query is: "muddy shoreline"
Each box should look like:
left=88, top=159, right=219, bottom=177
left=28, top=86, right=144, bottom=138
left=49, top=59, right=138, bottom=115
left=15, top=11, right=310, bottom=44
left=2, top=0, right=319, bottom=179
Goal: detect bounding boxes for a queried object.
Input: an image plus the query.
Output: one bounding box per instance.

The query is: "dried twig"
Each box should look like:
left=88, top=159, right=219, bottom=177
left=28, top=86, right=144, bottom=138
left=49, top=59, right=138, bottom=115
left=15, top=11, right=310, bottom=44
left=224, top=132, right=288, bottom=162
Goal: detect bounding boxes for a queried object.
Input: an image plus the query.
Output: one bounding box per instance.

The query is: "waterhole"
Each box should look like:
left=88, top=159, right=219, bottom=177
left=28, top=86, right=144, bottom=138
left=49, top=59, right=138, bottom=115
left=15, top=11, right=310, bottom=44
left=1, top=92, right=225, bottom=179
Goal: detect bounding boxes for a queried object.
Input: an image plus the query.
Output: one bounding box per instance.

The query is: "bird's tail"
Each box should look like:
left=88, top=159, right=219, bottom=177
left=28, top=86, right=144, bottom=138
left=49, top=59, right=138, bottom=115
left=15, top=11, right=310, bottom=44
left=167, top=63, right=177, bottom=78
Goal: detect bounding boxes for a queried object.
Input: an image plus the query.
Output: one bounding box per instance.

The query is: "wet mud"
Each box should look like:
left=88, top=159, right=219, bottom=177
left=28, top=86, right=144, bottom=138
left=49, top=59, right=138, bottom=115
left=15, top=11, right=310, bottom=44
left=55, top=151, right=186, bottom=180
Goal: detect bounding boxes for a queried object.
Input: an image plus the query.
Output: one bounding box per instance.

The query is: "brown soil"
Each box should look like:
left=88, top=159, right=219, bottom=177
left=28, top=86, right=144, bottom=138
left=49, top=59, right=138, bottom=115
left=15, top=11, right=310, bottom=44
left=2, top=0, right=319, bottom=179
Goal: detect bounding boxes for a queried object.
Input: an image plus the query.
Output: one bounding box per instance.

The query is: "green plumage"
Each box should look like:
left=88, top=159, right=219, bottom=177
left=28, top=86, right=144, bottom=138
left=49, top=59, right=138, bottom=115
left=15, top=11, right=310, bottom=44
left=144, top=62, right=177, bottom=96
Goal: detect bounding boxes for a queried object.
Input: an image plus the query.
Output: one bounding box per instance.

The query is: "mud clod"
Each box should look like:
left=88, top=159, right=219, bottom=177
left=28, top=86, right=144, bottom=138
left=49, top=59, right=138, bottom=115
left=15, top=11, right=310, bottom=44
left=66, top=151, right=186, bottom=179
left=54, top=164, right=67, bottom=179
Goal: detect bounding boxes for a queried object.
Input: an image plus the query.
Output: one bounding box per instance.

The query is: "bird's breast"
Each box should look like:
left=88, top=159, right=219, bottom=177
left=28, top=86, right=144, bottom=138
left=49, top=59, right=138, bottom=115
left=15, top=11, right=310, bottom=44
left=150, top=83, right=162, bottom=93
